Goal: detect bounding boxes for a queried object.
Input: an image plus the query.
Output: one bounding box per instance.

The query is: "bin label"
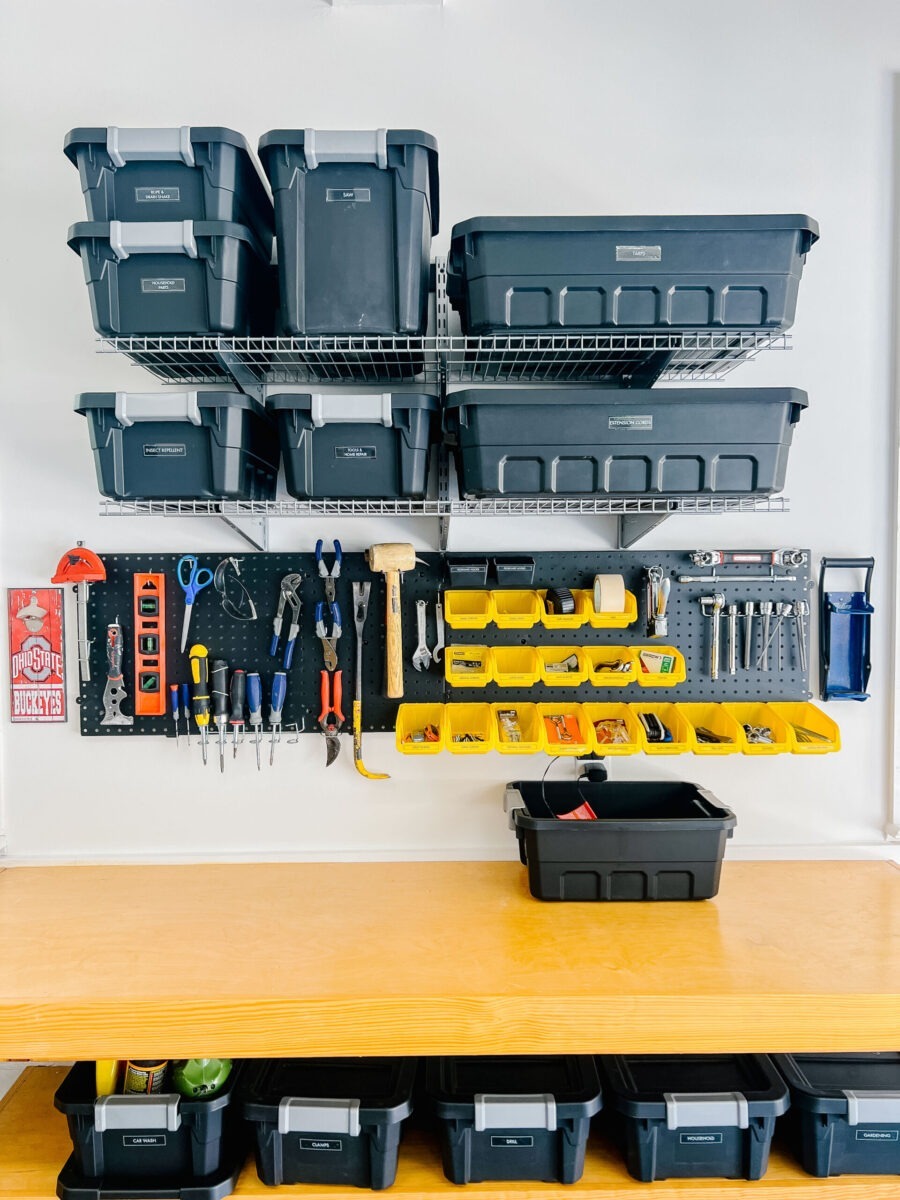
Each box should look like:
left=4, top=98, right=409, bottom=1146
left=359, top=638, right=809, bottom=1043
left=491, top=1136, right=533, bottom=1148
left=135, top=186, right=181, bottom=202
left=123, top=1135, right=166, bottom=1147
left=144, top=444, right=187, bottom=457
left=335, top=446, right=376, bottom=459
left=141, top=278, right=186, bottom=293
left=8, top=588, right=66, bottom=723
left=616, top=244, right=662, bottom=262
left=608, top=414, right=653, bottom=431
left=326, top=188, right=371, bottom=203
left=679, top=1133, right=723, bottom=1145
left=856, top=1129, right=899, bottom=1141
left=299, top=1138, right=343, bottom=1151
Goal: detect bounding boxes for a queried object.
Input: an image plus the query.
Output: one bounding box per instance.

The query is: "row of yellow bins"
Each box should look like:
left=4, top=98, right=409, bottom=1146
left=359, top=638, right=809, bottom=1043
left=395, top=701, right=841, bottom=757
left=444, top=589, right=638, bottom=630
left=445, top=645, right=687, bottom=688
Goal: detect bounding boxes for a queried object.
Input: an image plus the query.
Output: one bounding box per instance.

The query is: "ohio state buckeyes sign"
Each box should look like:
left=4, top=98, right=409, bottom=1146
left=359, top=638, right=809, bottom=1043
left=8, top=588, right=67, bottom=722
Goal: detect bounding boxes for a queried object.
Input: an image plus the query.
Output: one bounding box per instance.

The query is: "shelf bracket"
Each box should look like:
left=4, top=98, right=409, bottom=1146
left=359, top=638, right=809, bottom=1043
left=437, top=445, right=451, bottom=552
left=214, top=342, right=265, bottom=406
left=218, top=514, right=269, bottom=552
left=617, top=509, right=672, bottom=549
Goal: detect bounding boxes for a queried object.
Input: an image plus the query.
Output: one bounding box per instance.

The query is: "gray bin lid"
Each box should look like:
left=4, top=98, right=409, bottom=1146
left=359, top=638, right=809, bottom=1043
left=601, top=1054, right=788, bottom=1121
left=450, top=214, right=819, bottom=247
left=75, top=391, right=268, bottom=422
left=773, top=1053, right=900, bottom=1117
left=427, top=1056, right=602, bottom=1123
left=67, top=219, right=270, bottom=262
left=444, top=387, right=808, bottom=413
left=64, top=126, right=256, bottom=164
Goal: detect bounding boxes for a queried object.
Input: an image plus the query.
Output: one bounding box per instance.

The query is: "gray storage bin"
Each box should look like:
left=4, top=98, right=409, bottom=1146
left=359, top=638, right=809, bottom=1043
left=76, top=391, right=280, bottom=501
left=444, top=387, right=808, bottom=498
left=267, top=392, right=437, bottom=499
left=447, top=215, right=819, bottom=333
left=67, top=219, right=276, bottom=336
left=258, top=128, right=438, bottom=335
left=64, top=126, right=274, bottom=247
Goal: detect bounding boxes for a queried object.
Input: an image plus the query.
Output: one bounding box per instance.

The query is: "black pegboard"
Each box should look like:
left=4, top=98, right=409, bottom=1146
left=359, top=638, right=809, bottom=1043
left=80, top=550, right=811, bottom=736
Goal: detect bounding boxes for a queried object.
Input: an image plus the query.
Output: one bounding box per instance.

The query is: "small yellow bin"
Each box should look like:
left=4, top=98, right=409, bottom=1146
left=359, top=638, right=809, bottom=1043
left=633, top=645, right=687, bottom=688
left=584, top=645, right=637, bottom=687
left=577, top=588, right=639, bottom=630
left=724, top=702, right=794, bottom=756
left=444, top=590, right=494, bottom=629
left=445, top=645, right=492, bottom=688
left=492, top=703, right=545, bottom=754
left=445, top=703, right=494, bottom=754
left=769, top=702, right=841, bottom=754
left=584, top=703, right=645, bottom=755
left=395, top=704, right=445, bottom=755
left=491, top=645, right=541, bottom=688
left=632, top=703, right=696, bottom=755
left=491, top=589, right=542, bottom=629
left=677, top=703, right=745, bottom=755
left=538, top=646, right=588, bottom=687
left=538, top=704, right=592, bottom=756
left=537, top=589, right=586, bottom=630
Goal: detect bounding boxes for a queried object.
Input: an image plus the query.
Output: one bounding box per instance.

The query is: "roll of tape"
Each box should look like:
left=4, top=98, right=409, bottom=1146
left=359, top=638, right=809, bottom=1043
left=545, top=587, right=576, bottom=615
left=593, top=573, right=626, bottom=614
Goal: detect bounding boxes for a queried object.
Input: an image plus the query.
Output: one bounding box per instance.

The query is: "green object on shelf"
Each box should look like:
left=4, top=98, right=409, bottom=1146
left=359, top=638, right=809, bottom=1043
left=171, top=1058, right=233, bottom=1098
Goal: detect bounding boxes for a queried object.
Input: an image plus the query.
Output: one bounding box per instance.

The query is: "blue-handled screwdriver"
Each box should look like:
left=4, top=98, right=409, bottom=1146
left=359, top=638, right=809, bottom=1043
left=181, top=682, right=191, bottom=746
left=169, top=684, right=180, bottom=746
left=269, top=671, right=287, bottom=767
left=246, top=672, right=263, bottom=771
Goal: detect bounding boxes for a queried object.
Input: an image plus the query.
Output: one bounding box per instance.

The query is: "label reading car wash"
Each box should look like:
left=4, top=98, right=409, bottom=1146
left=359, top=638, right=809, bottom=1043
left=144, top=444, right=187, bottom=457
left=680, top=1133, right=723, bottom=1145
left=299, top=1138, right=343, bottom=1151
left=326, top=188, right=372, bottom=203
left=123, top=1135, right=166, bottom=1147
left=141, top=278, right=186, bottom=293
left=856, top=1129, right=899, bottom=1141
left=8, top=588, right=66, bottom=723
left=335, top=446, right=376, bottom=460
left=616, top=244, right=662, bottom=262
left=608, top=414, right=653, bottom=431
left=135, top=186, right=181, bottom=203
left=491, top=1136, right=534, bottom=1148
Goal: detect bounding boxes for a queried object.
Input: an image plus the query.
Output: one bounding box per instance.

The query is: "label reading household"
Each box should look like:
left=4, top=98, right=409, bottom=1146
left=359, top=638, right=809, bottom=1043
left=334, top=446, right=377, bottom=460
left=856, top=1129, right=899, bottom=1141
left=144, top=444, right=187, bottom=457
left=616, top=244, right=662, bottom=262
left=123, top=1135, right=166, bottom=1147
left=135, top=186, right=181, bottom=202
left=299, top=1138, right=343, bottom=1152
left=608, top=414, right=653, bottom=431
left=679, top=1133, right=723, bottom=1145
left=141, top=278, right=186, bottom=293
left=491, top=1136, right=533, bottom=1148
left=326, top=188, right=372, bottom=203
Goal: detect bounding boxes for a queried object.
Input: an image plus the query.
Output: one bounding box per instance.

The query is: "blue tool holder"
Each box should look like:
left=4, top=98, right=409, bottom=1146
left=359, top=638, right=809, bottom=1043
left=819, top=557, right=874, bottom=701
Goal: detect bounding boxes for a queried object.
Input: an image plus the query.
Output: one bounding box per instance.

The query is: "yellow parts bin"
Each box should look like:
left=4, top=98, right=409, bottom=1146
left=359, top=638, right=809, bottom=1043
left=396, top=703, right=445, bottom=754
left=633, top=703, right=696, bottom=755
left=576, top=587, right=639, bottom=629
left=677, top=703, right=745, bottom=755
left=724, top=702, right=794, bottom=755
left=538, top=703, right=593, bottom=755
left=584, top=645, right=637, bottom=687
left=537, top=589, right=585, bottom=630
left=633, top=645, right=687, bottom=687
left=491, top=589, right=542, bottom=629
left=583, top=703, right=645, bottom=755
left=491, top=645, right=541, bottom=688
left=444, top=645, right=492, bottom=688
left=769, top=701, right=841, bottom=753
left=538, top=646, right=588, bottom=687
left=444, top=590, right=494, bottom=629
left=492, top=703, right=545, bottom=754
left=445, top=703, right=493, bottom=754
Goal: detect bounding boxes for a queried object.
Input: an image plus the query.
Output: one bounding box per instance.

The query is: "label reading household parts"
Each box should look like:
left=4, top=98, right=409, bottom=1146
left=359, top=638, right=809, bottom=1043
left=123, top=1135, right=166, bottom=1147
left=299, top=1138, right=343, bottom=1151
left=135, top=186, right=180, bottom=202
left=609, top=415, right=653, bottom=431
left=680, top=1133, right=723, bottom=1145
left=334, top=446, right=377, bottom=460
left=491, top=1136, right=533, bottom=1148
left=141, top=278, right=186, bottom=293
left=616, top=244, right=662, bottom=262
left=326, top=188, right=371, bottom=203
left=856, top=1129, right=899, bottom=1141
left=144, top=444, right=187, bottom=458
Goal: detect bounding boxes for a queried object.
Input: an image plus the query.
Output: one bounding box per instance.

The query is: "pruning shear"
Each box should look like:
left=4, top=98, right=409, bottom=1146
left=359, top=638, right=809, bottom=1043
left=177, top=555, right=214, bottom=652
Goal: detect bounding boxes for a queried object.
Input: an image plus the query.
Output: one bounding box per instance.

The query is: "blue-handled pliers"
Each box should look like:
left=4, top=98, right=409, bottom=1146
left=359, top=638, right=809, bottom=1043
left=316, top=538, right=342, bottom=603
left=315, top=600, right=342, bottom=672
left=270, top=573, right=302, bottom=669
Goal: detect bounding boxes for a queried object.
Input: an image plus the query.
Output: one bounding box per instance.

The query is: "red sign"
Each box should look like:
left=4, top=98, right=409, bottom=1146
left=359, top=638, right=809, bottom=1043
left=8, top=588, right=67, bottom=723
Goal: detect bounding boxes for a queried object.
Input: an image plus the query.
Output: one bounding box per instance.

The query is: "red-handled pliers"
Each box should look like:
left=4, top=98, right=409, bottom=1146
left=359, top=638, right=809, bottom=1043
left=318, top=669, right=344, bottom=767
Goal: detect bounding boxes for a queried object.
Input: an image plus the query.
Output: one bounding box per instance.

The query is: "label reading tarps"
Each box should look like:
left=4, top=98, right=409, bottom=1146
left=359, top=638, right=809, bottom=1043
left=144, top=444, right=187, bottom=457
left=679, top=1133, right=723, bottom=1145
left=326, top=188, right=372, bottom=203
left=856, top=1129, right=899, bottom=1141
left=491, top=1136, right=534, bottom=1148
left=299, top=1138, right=343, bottom=1151
left=616, top=244, right=662, bottom=262
left=123, top=1135, right=166, bottom=1147
left=608, top=414, right=653, bottom=431
left=135, top=186, right=181, bottom=202
left=334, top=446, right=377, bottom=460
left=141, top=278, right=186, bottom=293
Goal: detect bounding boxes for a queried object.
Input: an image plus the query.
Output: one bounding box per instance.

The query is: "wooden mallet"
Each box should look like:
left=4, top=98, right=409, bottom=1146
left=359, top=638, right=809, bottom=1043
left=366, top=542, right=422, bottom=698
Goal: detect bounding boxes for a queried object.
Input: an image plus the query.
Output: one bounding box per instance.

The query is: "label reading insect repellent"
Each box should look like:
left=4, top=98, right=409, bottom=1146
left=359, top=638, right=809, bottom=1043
left=144, top=445, right=187, bottom=457
left=135, top=186, right=181, bottom=202
left=141, top=278, right=186, bottom=293
left=616, top=245, right=662, bottom=262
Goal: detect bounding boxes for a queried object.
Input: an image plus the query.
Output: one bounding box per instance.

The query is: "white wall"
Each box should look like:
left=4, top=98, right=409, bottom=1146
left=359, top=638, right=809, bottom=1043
left=1, top=0, right=898, bottom=862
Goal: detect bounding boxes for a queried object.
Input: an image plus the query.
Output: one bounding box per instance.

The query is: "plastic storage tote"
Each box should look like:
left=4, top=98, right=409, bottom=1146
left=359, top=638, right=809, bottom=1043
left=599, top=1053, right=789, bottom=1182
left=76, top=391, right=280, bottom=501
left=426, top=1055, right=602, bottom=1184
left=258, top=128, right=439, bottom=335
left=445, top=388, right=807, bottom=498
left=505, top=780, right=736, bottom=901
left=64, top=127, right=274, bottom=245
left=267, top=393, right=437, bottom=500
left=243, top=1057, right=416, bottom=1189
left=447, top=214, right=819, bottom=334
left=54, top=1060, right=241, bottom=1183
left=773, top=1052, right=900, bottom=1177
left=67, top=219, right=275, bottom=337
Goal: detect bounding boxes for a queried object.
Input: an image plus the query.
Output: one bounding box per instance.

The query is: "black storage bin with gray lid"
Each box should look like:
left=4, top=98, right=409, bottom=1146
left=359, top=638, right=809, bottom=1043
left=598, top=1053, right=788, bottom=1182
left=242, top=1057, right=416, bottom=1189
left=447, top=214, right=819, bottom=333
left=444, top=388, right=807, bottom=498
left=64, top=126, right=274, bottom=246
left=773, top=1052, right=900, bottom=1177
left=67, top=220, right=276, bottom=337
left=258, top=128, right=438, bottom=335
left=426, top=1055, right=602, bottom=1184
left=76, top=391, right=279, bottom=501
left=505, top=780, right=736, bottom=902
left=267, top=392, right=437, bottom=499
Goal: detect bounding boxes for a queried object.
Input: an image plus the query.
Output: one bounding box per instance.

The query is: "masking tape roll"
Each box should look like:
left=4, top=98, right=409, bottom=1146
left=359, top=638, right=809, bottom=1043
left=593, top=573, right=626, bottom=614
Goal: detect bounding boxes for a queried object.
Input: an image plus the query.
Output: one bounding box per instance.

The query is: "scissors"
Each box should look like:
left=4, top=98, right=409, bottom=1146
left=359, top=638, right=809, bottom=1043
left=177, top=555, right=214, bottom=652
